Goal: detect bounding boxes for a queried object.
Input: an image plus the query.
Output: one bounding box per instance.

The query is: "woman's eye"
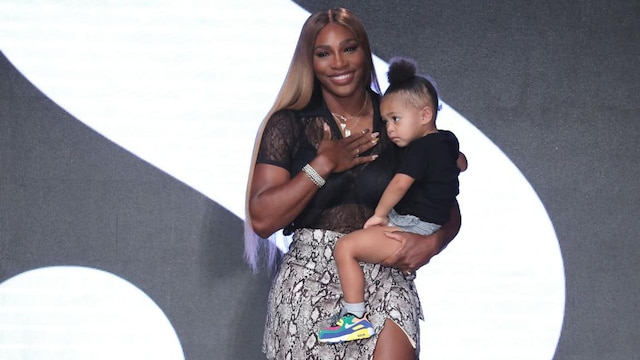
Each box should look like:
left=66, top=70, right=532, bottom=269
left=315, top=51, right=329, bottom=58
left=344, top=45, right=359, bottom=53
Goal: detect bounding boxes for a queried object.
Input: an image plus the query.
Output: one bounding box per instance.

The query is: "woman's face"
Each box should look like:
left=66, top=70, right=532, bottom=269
left=312, top=23, right=366, bottom=100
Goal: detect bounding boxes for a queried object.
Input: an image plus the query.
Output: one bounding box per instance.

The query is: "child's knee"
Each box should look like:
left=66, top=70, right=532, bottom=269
left=333, top=238, right=351, bottom=261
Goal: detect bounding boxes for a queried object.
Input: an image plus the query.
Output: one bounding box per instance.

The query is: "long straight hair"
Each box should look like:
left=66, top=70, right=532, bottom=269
left=244, top=8, right=380, bottom=273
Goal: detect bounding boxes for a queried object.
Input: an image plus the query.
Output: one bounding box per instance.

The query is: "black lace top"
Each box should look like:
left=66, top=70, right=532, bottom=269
left=257, top=90, right=400, bottom=235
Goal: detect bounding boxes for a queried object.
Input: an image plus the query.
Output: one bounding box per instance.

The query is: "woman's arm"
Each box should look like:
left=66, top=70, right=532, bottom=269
left=249, top=125, right=379, bottom=238
left=381, top=200, right=461, bottom=273
left=457, top=151, right=468, bottom=172
left=249, top=163, right=320, bottom=238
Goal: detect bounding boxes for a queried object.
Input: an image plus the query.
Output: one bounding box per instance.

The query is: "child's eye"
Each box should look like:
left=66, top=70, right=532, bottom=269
left=392, top=116, right=400, bottom=123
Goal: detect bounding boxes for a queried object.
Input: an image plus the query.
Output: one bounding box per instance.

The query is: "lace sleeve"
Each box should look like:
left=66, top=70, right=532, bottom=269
left=256, top=110, right=301, bottom=171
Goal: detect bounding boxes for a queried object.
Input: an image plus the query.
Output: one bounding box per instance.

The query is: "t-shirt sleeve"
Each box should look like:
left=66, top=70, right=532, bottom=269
left=439, top=130, right=460, bottom=157
left=256, top=110, right=299, bottom=171
left=396, top=132, right=459, bottom=181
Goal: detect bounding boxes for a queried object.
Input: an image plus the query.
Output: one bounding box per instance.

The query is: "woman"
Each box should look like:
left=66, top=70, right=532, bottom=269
left=245, top=7, right=461, bottom=359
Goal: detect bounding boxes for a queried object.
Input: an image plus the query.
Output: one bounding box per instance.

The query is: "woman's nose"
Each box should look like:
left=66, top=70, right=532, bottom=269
left=331, top=53, right=346, bottom=68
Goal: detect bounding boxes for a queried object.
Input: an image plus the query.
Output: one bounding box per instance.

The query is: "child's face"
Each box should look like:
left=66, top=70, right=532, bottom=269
left=380, top=94, right=432, bottom=147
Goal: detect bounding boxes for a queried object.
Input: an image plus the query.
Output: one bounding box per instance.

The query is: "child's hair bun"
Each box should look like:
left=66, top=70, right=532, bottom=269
left=387, top=57, right=417, bottom=86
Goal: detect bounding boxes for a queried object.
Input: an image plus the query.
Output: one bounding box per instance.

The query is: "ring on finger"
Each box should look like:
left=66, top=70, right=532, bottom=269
left=354, top=147, right=360, bottom=157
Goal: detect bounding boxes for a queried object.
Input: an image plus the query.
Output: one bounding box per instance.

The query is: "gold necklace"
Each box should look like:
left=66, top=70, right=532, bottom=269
left=331, top=95, right=369, bottom=137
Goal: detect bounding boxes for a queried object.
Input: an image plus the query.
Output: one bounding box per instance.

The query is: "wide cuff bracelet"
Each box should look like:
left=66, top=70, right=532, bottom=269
left=302, top=164, right=326, bottom=188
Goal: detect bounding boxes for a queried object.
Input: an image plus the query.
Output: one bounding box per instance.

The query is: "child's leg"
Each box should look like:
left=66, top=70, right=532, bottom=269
left=334, top=226, right=402, bottom=307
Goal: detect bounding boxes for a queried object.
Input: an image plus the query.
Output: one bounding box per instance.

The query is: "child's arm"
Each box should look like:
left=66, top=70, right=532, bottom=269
left=364, top=173, right=415, bottom=228
left=457, top=151, right=468, bottom=172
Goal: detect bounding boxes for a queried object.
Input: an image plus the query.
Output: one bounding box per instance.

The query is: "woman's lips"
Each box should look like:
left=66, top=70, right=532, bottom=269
left=329, top=72, right=354, bottom=85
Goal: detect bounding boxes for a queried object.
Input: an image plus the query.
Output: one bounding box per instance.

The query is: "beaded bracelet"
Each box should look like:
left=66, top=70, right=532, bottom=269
left=302, top=164, right=326, bottom=188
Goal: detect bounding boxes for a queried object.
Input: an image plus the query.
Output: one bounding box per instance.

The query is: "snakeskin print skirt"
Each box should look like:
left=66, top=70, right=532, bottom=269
left=263, top=228, right=423, bottom=360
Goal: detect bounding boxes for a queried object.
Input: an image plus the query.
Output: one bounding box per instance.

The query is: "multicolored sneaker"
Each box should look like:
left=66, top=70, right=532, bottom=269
left=318, top=313, right=375, bottom=343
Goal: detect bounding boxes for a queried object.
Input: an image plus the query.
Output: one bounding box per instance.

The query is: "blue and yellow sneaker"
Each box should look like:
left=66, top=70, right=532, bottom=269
left=318, top=313, right=375, bottom=343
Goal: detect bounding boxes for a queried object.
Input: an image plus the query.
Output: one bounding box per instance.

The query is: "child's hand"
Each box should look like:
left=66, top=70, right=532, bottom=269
left=364, top=215, right=389, bottom=229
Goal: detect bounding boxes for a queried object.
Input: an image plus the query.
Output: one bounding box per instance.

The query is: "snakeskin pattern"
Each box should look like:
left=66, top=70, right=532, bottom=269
left=263, top=228, right=423, bottom=359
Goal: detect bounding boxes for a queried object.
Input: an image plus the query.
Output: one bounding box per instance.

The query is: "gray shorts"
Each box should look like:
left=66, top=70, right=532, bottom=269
left=388, top=208, right=441, bottom=236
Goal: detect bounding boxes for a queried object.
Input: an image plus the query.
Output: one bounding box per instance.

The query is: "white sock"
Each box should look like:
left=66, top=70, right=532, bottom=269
left=342, top=301, right=365, bottom=318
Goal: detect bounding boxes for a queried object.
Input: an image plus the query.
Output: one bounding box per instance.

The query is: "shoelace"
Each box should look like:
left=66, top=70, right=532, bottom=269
left=327, top=310, right=364, bottom=327
left=326, top=308, right=351, bottom=326
left=326, top=313, right=343, bottom=326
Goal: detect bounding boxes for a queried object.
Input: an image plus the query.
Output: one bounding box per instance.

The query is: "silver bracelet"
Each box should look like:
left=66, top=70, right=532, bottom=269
left=302, top=164, right=326, bottom=188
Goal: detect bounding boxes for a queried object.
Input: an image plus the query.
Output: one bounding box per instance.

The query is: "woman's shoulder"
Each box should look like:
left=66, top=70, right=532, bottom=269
left=269, top=108, right=298, bottom=121
left=267, top=108, right=323, bottom=131
left=264, top=109, right=302, bottom=131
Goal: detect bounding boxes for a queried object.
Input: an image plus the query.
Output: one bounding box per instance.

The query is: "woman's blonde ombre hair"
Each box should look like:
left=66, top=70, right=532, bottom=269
left=244, top=8, right=380, bottom=272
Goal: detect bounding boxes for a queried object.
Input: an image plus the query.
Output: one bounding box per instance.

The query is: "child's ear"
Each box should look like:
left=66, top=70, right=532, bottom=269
left=421, top=105, right=434, bottom=123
